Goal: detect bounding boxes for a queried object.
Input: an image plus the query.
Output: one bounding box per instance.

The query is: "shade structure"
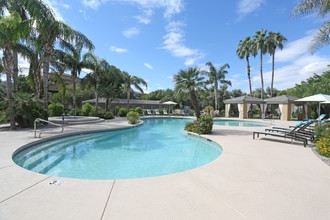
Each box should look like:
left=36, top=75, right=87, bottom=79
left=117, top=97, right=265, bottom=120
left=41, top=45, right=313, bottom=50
left=322, top=100, right=330, bottom=104
left=162, top=101, right=177, bottom=105
left=295, top=94, right=330, bottom=116
left=162, top=101, right=177, bottom=112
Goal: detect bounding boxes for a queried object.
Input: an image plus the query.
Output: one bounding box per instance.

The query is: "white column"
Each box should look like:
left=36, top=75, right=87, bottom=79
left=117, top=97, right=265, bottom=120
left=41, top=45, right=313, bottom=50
left=304, top=103, right=308, bottom=120
left=279, top=104, right=283, bottom=120
left=237, top=104, right=241, bottom=115
left=227, top=104, right=231, bottom=117
left=261, top=104, right=267, bottom=119
left=247, top=103, right=251, bottom=118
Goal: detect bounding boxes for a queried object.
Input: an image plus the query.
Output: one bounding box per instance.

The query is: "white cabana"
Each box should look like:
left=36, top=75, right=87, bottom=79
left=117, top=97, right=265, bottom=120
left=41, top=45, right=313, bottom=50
left=296, top=94, right=330, bottom=116
left=162, top=101, right=177, bottom=112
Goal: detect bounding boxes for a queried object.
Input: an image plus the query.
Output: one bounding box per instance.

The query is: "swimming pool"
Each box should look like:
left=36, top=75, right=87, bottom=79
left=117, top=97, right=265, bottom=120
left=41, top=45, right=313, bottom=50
left=213, top=119, right=269, bottom=127
left=13, top=118, right=222, bottom=180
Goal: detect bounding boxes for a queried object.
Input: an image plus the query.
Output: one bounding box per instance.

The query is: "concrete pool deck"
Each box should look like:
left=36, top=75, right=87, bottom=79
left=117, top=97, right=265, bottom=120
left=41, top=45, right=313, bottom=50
left=1, top=117, right=330, bottom=220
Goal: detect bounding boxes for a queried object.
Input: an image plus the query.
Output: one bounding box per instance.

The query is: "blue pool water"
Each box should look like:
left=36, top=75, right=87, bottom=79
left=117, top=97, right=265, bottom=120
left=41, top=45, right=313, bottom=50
left=213, top=119, right=268, bottom=127
left=13, top=118, right=222, bottom=180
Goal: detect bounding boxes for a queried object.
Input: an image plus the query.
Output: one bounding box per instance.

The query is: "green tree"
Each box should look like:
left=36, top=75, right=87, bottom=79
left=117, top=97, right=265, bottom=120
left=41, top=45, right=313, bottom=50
left=122, top=71, right=147, bottom=110
left=55, top=40, right=94, bottom=114
left=266, top=32, right=287, bottom=97
left=292, top=0, right=330, bottom=52
left=0, top=13, right=32, bottom=130
left=253, top=29, right=268, bottom=99
left=203, top=62, right=231, bottom=110
left=236, top=37, right=255, bottom=95
left=83, top=53, right=109, bottom=111
left=99, top=65, right=123, bottom=111
left=174, top=67, right=205, bottom=119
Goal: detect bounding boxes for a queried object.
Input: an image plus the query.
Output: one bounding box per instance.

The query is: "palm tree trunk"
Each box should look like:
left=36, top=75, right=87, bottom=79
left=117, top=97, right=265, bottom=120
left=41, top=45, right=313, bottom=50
left=105, top=98, right=109, bottom=111
left=72, top=70, right=77, bottom=116
left=214, top=81, right=218, bottom=110
left=260, top=51, right=264, bottom=99
left=190, top=89, right=200, bottom=119
left=95, top=82, right=99, bottom=112
left=3, top=48, right=16, bottom=130
left=270, top=51, right=275, bottom=97
left=127, top=90, right=130, bottom=110
left=246, top=56, right=252, bottom=96
left=13, top=51, right=18, bottom=94
left=43, top=45, right=51, bottom=111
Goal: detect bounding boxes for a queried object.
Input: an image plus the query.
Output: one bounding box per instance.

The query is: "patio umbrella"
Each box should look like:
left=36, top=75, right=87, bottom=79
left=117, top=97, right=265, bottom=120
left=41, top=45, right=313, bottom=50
left=162, top=101, right=177, bottom=112
left=322, top=100, right=330, bottom=104
left=295, top=94, right=330, bottom=116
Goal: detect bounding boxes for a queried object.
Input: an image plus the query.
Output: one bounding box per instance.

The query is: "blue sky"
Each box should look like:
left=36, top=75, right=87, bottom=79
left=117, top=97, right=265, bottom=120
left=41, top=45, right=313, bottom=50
left=2, top=0, right=330, bottom=93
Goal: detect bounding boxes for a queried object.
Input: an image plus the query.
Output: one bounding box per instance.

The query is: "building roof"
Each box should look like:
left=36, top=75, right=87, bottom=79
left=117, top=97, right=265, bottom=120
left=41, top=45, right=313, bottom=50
left=264, top=95, right=301, bottom=104
left=223, top=95, right=265, bottom=104
left=83, top=98, right=168, bottom=106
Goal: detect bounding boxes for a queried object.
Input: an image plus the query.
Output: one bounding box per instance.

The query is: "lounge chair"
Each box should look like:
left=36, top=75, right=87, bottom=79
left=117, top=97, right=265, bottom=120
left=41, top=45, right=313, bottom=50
left=180, top=110, right=185, bottom=116
left=253, top=124, right=308, bottom=147
left=147, top=110, right=152, bottom=115
left=163, top=110, right=168, bottom=115
left=265, top=120, right=315, bottom=141
left=155, top=109, right=160, bottom=115
left=172, top=110, right=176, bottom=115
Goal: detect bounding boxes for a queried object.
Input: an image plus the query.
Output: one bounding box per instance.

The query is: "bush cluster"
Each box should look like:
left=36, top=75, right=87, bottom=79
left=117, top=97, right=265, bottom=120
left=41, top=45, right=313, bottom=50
left=82, top=102, right=93, bottom=116
left=184, top=115, right=213, bottom=135
left=118, top=108, right=127, bottom=117
left=315, top=123, right=330, bottom=157
left=48, top=102, right=64, bottom=116
left=126, top=111, right=139, bottom=124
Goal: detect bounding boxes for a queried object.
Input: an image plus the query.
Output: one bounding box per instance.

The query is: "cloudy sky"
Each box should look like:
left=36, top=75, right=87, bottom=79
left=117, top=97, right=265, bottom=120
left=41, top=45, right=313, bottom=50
left=4, top=0, right=330, bottom=93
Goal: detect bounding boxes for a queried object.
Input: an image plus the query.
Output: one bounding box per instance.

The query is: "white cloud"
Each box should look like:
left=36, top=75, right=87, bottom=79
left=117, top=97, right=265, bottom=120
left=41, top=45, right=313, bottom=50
left=162, top=21, right=204, bottom=66
left=144, top=63, right=153, bottom=69
left=274, top=32, right=315, bottom=63
left=252, top=55, right=329, bottom=90
left=62, top=4, right=70, bottom=9
left=82, top=0, right=108, bottom=10
left=123, top=27, right=140, bottom=38
left=110, top=46, right=128, bottom=53
left=236, top=0, right=265, bottom=20
left=168, top=76, right=173, bottom=79
left=43, top=0, right=65, bottom=21
left=135, top=15, right=151, bottom=24
left=79, top=9, right=89, bottom=20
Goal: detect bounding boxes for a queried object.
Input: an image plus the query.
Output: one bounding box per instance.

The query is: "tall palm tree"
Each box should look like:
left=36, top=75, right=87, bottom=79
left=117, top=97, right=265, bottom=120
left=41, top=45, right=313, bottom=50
left=266, top=32, right=287, bottom=97
left=0, top=13, right=32, bottom=130
left=37, top=18, right=92, bottom=110
left=253, top=29, right=268, bottom=99
left=56, top=41, right=94, bottom=114
left=203, top=62, right=231, bottom=110
left=173, top=67, right=204, bottom=119
left=236, top=37, right=254, bottom=96
left=122, top=71, right=147, bottom=110
left=83, top=53, right=109, bottom=111
left=292, top=0, right=330, bottom=52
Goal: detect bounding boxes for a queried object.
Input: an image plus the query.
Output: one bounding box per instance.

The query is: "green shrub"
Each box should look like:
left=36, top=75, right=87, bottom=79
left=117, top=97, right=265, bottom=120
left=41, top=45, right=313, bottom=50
left=118, top=108, right=127, bottom=117
left=315, top=123, right=330, bottom=157
left=48, top=102, right=64, bottom=116
left=143, top=109, right=148, bottom=115
left=126, top=111, right=139, bottom=124
left=82, top=102, right=93, bottom=116
left=184, top=115, right=213, bottom=134
left=103, top=111, right=114, bottom=119
left=129, top=108, right=136, bottom=112
left=114, top=106, right=120, bottom=116
left=135, top=107, right=143, bottom=115
left=14, top=93, right=48, bottom=128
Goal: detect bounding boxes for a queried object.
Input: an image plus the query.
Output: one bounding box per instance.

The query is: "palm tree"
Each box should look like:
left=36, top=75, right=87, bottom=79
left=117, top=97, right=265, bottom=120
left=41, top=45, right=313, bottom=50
left=266, top=32, right=287, bottom=97
left=292, top=0, right=330, bottom=52
left=203, top=62, right=231, bottom=110
left=99, top=65, right=123, bottom=111
left=236, top=37, right=254, bottom=96
left=253, top=29, right=268, bottom=99
left=173, top=67, right=204, bottom=119
left=83, top=53, right=109, bottom=111
left=56, top=41, right=94, bottom=114
left=122, top=72, right=148, bottom=110
left=0, top=13, right=32, bottom=130
left=37, top=18, right=92, bottom=110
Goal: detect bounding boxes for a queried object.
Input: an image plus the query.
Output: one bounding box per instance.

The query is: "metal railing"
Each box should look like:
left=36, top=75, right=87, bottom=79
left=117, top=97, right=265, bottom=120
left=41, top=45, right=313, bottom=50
left=34, top=118, right=64, bottom=138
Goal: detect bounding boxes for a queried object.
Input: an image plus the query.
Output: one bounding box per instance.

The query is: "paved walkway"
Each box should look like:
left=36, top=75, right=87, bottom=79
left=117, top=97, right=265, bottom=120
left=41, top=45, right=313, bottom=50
left=0, top=117, right=330, bottom=220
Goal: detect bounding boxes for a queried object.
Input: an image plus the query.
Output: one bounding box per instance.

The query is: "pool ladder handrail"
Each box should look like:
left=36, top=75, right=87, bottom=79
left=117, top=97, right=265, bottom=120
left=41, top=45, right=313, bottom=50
left=34, top=118, right=64, bottom=138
